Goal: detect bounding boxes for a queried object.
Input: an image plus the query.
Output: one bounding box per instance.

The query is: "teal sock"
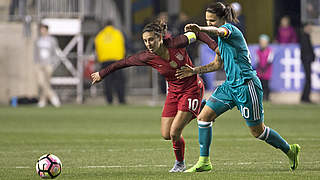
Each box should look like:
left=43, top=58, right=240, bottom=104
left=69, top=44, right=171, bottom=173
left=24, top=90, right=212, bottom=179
left=258, top=126, right=290, bottom=153
left=198, top=121, right=212, bottom=157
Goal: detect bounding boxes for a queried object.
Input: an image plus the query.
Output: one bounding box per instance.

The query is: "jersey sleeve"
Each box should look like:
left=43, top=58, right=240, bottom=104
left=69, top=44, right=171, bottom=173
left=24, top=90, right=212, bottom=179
left=220, top=24, right=232, bottom=39
left=99, top=51, right=153, bottom=78
left=164, top=32, right=217, bottom=51
left=197, top=31, right=218, bottom=51
left=164, top=34, right=189, bottom=48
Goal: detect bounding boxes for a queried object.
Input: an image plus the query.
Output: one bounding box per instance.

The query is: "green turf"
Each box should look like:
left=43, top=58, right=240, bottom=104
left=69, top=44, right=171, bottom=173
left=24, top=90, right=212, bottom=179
left=0, top=103, right=319, bottom=179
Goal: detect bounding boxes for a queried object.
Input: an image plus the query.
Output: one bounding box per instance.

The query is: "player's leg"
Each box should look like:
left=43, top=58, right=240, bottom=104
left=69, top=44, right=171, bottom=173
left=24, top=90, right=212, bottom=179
left=45, top=65, right=60, bottom=107
left=168, top=110, right=194, bottom=172
left=242, top=78, right=300, bottom=170
left=161, top=117, right=174, bottom=140
left=184, top=105, right=216, bottom=172
left=248, top=122, right=291, bottom=154
left=249, top=122, right=300, bottom=170
left=114, top=69, right=126, bottom=104
left=161, top=93, right=188, bottom=172
left=161, top=92, right=177, bottom=140
left=168, top=87, right=205, bottom=172
left=169, top=111, right=193, bottom=142
left=161, top=116, right=186, bottom=172
left=161, top=115, right=187, bottom=172
left=186, top=85, right=235, bottom=172
left=36, top=65, right=47, bottom=107
left=101, top=62, right=113, bottom=104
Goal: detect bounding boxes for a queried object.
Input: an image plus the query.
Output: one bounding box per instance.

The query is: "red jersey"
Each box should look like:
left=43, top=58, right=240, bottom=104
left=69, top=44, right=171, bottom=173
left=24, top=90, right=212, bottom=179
left=99, top=32, right=217, bottom=94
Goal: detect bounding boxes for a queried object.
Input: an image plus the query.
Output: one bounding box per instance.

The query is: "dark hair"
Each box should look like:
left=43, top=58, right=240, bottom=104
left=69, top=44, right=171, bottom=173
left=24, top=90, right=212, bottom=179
left=301, top=21, right=313, bottom=29
left=40, top=24, right=49, bottom=30
left=104, top=19, right=114, bottom=26
left=142, top=19, right=167, bottom=37
left=206, top=2, right=239, bottom=23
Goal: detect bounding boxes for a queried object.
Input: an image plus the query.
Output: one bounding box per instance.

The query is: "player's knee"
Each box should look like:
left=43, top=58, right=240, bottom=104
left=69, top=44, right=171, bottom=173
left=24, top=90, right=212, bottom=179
left=170, top=130, right=181, bottom=142
left=170, top=134, right=180, bottom=142
left=253, top=126, right=268, bottom=139
left=198, top=115, right=214, bottom=122
left=252, top=130, right=261, bottom=138
left=162, top=135, right=171, bottom=140
left=162, top=134, right=171, bottom=140
left=161, top=132, right=171, bottom=140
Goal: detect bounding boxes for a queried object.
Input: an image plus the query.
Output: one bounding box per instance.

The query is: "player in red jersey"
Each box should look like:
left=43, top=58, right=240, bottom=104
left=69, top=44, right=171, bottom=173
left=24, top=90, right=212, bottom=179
left=91, top=20, right=218, bottom=172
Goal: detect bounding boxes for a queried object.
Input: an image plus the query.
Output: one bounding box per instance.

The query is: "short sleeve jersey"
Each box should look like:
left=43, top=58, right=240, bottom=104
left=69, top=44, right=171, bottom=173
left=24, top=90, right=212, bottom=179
left=218, top=23, right=256, bottom=87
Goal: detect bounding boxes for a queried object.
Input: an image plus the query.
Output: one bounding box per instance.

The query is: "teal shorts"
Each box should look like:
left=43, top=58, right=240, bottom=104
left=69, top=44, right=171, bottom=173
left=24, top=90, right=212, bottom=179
left=206, top=76, right=264, bottom=127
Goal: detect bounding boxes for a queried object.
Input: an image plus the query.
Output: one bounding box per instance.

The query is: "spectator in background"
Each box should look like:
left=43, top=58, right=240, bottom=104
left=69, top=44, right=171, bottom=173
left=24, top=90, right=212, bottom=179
left=300, top=22, right=315, bottom=103
left=256, top=34, right=274, bottom=101
left=8, top=0, right=27, bottom=21
left=276, top=16, right=297, bottom=43
left=231, top=2, right=246, bottom=37
left=34, top=24, right=61, bottom=108
left=305, top=1, right=318, bottom=21
left=95, top=20, right=126, bottom=104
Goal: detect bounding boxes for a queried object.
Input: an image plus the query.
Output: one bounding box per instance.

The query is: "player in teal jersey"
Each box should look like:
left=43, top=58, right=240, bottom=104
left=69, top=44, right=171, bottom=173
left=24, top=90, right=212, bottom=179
left=176, top=2, right=300, bottom=172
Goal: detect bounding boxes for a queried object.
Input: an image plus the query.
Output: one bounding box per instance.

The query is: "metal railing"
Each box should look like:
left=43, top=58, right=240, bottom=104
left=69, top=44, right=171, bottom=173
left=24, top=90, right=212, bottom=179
left=36, top=0, right=84, bottom=18
left=3, top=0, right=162, bottom=104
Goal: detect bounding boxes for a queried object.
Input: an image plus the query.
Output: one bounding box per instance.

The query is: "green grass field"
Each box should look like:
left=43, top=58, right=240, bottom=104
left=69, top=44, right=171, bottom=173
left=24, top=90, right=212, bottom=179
left=0, top=103, right=320, bottom=180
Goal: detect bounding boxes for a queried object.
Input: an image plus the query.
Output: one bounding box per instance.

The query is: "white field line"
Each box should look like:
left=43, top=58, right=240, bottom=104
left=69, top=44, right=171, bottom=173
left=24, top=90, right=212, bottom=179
left=15, top=166, right=30, bottom=169
left=1, top=138, right=319, bottom=154
left=8, top=161, right=320, bottom=169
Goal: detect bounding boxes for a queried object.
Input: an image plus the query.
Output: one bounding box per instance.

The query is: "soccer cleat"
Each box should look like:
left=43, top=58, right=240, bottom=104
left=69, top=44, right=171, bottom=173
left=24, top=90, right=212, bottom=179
left=184, top=157, right=212, bottom=172
left=38, top=101, right=46, bottom=108
left=169, top=161, right=186, bottom=172
left=287, top=144, right=301, bottom=170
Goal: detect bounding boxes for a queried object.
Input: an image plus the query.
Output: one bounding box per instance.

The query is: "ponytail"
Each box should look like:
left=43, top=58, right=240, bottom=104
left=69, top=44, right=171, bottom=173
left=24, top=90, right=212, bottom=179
left=224, top=4, right=239, bottom=23
left=206, top=2, right=239, bottom=23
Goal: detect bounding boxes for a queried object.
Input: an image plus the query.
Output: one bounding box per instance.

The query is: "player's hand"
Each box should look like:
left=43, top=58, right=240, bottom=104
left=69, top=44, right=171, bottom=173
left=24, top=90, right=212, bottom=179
left=175, top=64, right=195, bottom=79
left=184, top=24, right=201, bottom=33
left=91, top=72, right=101, bottom=85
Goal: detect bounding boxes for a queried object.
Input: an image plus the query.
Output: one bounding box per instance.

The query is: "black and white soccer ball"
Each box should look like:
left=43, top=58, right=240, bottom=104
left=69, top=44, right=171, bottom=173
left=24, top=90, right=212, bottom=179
left=36, top=154, right=62, bottom=179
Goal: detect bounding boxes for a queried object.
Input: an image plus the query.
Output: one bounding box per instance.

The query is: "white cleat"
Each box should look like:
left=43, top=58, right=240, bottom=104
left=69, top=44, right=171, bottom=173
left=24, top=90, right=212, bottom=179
left=169, top=161, right=186, bottom=172
left=38, top=101, right=46, bottom=108
left=50, top=96, right=61, bottom=107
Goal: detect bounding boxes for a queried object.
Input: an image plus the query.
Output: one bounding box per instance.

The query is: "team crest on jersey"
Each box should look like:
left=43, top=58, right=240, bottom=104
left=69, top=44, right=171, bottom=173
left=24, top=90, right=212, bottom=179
left=175, top=53, right=184, bottom=61
left=169, top=61, right=178, bottom=68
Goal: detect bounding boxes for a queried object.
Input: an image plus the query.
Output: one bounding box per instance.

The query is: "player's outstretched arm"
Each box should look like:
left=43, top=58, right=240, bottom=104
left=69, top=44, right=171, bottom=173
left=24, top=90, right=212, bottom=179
left=166, top=28, right=218, bottom=53
left=175, top=54, right=223, bottom=79
left=185, top=24, right=228, bottom=38
left=92, top=52, right=153, bottom=85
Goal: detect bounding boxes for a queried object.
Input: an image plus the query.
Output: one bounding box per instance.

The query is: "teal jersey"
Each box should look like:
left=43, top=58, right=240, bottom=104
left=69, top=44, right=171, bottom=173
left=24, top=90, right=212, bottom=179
left=218, top=23, right=256, bottom=87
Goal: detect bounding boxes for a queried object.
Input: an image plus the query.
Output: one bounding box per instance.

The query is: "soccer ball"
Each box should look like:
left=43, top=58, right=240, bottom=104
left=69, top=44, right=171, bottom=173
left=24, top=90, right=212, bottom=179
left=36, top=154, right=62, bottom=179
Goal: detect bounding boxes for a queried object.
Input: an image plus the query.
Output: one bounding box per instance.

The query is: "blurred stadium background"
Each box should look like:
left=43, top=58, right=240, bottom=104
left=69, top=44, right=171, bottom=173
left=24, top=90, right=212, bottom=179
left=1, top=1, right=320, bottom=179
left=0, top=0, right=319, bottom=106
